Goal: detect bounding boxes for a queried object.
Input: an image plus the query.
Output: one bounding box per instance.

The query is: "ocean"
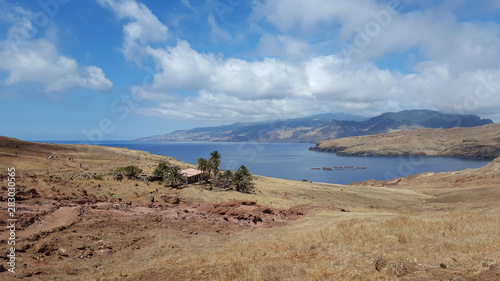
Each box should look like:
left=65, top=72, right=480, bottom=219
left=46, top=141, right=492, bottom=185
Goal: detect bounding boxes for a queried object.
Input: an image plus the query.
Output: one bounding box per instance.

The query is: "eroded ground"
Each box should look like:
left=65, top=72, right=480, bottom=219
left=0, top=137, right=499, bottom=280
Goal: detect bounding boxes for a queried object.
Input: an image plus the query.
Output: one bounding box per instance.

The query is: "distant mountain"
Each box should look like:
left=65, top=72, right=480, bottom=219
left=137, top=110, right=493, bottom=143
left=305, top=112, right=369, bottom=122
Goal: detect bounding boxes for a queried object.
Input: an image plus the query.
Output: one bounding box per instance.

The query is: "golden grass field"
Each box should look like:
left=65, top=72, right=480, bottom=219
left=0, top=136, right=499, bottom=280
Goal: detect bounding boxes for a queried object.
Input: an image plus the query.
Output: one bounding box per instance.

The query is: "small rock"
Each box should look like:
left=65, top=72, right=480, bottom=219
left=18, top=272, right=33, bottom=278
left=440, top=263, right=447, bottom=268
left=17, top=242, right=32, bottom=252
left=374, top=254, right=388, bottom=271
left=490, top=263, right=500, bottom=271
left=36, top=242, right=51, bottom=254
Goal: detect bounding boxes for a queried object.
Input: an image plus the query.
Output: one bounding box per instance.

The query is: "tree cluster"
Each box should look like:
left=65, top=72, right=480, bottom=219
left=153, top=161, right=184, bottom=188
left=118, top=151, right=254, bottom=192
left=196, top=150, right=221, bottom=186
left=197, top=150, right=253, bottom=193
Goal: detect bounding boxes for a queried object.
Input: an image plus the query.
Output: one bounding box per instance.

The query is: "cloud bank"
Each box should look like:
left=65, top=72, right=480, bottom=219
left=115, top=0, right=500, bottom=121
left=0, top=3, right=113, bottom=93
left=6, top=0, right=499, bottom=122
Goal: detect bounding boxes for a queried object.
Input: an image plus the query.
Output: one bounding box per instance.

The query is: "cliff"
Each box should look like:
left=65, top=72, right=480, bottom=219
left=310, top=124, right=500, bottom=159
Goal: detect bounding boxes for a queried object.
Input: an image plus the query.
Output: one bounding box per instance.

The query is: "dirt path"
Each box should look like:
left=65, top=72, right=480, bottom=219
left=17, top=207, right=80, bottom=238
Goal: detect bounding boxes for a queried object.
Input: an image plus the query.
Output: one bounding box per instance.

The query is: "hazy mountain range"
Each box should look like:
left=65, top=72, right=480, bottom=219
left=137, top=110, right=493, bottom=143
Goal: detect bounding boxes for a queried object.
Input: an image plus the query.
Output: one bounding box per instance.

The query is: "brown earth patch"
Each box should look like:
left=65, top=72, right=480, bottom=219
left=80, top=200, right=323, bottom=235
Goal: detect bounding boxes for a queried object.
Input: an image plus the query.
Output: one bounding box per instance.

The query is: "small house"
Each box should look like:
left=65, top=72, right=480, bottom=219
left=180, top=168, right=204, bottom=184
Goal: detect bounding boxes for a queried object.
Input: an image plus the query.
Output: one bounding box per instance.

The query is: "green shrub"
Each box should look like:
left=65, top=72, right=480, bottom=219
left=117, top=165, right=143, bottom=179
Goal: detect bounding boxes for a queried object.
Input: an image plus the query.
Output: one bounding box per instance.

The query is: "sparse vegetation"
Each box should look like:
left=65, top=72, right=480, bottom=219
left=117, top=165, right=143, bottom=179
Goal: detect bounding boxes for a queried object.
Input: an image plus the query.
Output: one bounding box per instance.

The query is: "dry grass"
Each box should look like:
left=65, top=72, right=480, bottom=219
left=179, top=175, right=432, bottom=212
left=1, top=137, right=499, bottom=280
left=82, top=205, right=499, bottom=280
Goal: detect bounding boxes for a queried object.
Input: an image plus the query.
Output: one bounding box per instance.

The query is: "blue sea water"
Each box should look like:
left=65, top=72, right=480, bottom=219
left=46, top=141, right=491, bottom=185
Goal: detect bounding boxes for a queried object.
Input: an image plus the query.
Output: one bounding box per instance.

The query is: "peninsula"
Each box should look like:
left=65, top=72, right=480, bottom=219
left=310, top=124, right=500, bottom=159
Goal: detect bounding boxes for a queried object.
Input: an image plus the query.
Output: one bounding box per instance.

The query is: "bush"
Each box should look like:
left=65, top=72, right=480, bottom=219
left=153, top=162, right=170, bottom=177
left=233, top=165, right=253, bottom=193
left=117, top=165, right=143, bottom=179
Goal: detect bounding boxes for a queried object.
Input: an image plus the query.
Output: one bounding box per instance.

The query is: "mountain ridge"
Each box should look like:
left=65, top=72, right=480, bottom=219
left=137, top=110, right=493, bottom=143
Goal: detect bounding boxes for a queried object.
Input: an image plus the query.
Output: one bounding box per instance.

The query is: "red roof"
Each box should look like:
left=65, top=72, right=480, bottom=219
left=180, top=168, right=203, bottom=177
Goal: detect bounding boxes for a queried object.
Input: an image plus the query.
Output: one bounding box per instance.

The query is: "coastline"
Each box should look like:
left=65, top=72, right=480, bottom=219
left=310, top=124, right=500, bottom=159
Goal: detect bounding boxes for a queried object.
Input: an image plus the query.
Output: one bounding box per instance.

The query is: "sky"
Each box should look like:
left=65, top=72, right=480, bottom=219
left=1, top=0, right=500, bottom=141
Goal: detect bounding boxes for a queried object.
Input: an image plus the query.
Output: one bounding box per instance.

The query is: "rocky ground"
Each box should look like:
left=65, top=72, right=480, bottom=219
left=0, top=136, right=499, bottom=280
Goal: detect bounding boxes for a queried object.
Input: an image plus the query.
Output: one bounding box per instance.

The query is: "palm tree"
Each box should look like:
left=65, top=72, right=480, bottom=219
left=209, top=150, right=221, bottom=186
left=221, top=170, right=233, bottom=188
left=163, top=166, right=184, bottom=188
left=153, top=161, right=170, bottom=177
left=196, top=158, right=209, bottom=182
left=233, top=165, right=253, bottom=193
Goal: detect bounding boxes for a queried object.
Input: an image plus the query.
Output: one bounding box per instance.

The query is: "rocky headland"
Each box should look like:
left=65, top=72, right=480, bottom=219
left=310, top=123, right=500, bottom=159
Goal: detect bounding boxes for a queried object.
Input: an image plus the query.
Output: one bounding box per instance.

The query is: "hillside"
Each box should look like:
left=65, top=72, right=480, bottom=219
left=310, top=123, right=500, bottom=158
left=138, top=109, right=492, bottom=143
left=1, top=136, right=499, bottom=280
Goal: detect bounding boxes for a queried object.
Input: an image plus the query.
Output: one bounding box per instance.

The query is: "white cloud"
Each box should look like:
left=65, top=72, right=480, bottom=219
left=145, top=40, right=309, bottom=100
left=257, top=33, right=310, bottom=60
left=207, top=14, right=232, bottom=42
left=134, top=90, right=320, bottom=121
left=99, top=0, right=500, bottom=122
left=0, top=39, right=113, bottom=92
left=0, top=4, right=112, bottom=93
left=254, top=0, right=500, bottom=73
left=181, top=0, right=196, bottom=12
left=252, top=0, right=384, bottom=38
left=97, top=0, right=168, bottom=63
left=131, top=40, right=408, bottom=120
left=134, top=37, right=500, bottom=121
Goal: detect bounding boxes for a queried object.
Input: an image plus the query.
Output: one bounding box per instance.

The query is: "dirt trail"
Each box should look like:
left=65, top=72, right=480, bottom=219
left=17, top=207, right=80, bottom=238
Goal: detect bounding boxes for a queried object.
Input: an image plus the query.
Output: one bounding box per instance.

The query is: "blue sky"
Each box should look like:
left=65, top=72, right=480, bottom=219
left=1, top=0, right=500, bottom=141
